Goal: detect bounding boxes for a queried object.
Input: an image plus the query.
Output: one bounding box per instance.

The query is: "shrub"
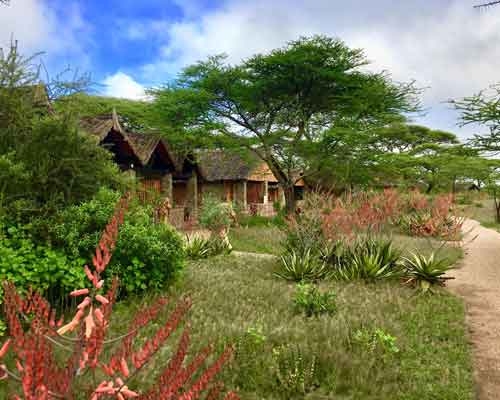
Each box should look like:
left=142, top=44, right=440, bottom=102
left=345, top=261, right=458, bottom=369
left=46, top=187, right=121, bottom=258
left=199, top=195, right=234, bottom=233
left=207, top=236, right=233, bottom=256
left=397, top=193, right=463, bottom=239
left=402, top=252, right=455, bottom=291
left=0, top=196, right=238, bottom=399
left=232, top=326, right=268, bottom=391
left=282, top=210, right=326, bottom=258
left=46, top=188, right=185, bottom=296
left=0, top=221, right=86, bottom=301
left=109, top=207, right=185, bottom=295
left=293, top=283, right=336, bottom=317
left=275, top=249, right=329, bottom=282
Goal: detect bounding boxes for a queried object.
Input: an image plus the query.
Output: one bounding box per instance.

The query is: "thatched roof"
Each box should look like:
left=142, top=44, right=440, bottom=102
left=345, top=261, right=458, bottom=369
left=196, top=150, right=278, bottom=182
left=80, top=110, right=122, bottom=142
left=79, top=110, right=178, bottom=168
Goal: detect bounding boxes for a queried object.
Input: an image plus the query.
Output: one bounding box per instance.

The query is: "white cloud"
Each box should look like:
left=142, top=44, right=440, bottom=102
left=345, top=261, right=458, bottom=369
left=0, top=0, right=93, bottom=71
left=102, top=72, right=146, bottom=100
left=138, top=0, right=500, bottom=139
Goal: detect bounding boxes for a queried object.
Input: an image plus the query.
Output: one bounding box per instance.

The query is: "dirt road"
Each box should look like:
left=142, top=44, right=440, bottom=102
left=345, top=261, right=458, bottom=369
left=448, top=219, right=500, bottom=399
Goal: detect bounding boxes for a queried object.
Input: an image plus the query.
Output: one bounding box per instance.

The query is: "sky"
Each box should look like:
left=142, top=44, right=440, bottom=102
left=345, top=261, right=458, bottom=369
left=1, top=0, right=500, bottom=140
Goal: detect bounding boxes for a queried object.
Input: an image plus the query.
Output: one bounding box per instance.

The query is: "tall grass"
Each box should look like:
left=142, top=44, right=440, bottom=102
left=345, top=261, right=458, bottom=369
left=106, top=255, right=474, bottom=400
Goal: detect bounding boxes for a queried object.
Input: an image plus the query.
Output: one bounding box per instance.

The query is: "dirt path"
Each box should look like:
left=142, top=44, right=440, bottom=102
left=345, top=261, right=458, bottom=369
left=448, top=219, right=500, bottom=399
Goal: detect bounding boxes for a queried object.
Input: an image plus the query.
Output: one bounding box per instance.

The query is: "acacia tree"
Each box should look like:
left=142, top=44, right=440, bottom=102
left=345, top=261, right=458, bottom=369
left=151, top=36, right=420, bottom=213
left=452, top=84, right=500, bottom=154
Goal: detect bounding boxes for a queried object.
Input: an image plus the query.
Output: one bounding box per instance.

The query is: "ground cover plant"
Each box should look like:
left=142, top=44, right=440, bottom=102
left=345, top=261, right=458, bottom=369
left=0, top=196, right=238, bottom=399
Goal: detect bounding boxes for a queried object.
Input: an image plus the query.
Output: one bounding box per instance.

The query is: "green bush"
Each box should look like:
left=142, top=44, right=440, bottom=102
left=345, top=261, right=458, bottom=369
left=293, top=283, right=336, bottom=317
left=0, top=222, right=86, bottom=300
left=282, top=212, right=326, bottom=258
left=110, top=207, right=185, bottom=294
left=185, top=236, right=213, bottom=260
left=47, top=187, right=121, bottom=258
left=46, top=188, right=185, bottom=295
left=199, top=195, right=234, bottom=233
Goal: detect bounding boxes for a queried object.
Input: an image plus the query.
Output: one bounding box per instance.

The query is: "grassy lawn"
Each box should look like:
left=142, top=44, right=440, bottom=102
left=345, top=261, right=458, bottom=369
left=229, top=225, right=284, bottom=255
left=109, top=254, right=474, bottom=399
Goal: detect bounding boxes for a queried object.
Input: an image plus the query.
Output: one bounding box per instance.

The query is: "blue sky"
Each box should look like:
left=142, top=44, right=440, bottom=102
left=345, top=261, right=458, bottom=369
left=1, top=0, right=500, bottom=139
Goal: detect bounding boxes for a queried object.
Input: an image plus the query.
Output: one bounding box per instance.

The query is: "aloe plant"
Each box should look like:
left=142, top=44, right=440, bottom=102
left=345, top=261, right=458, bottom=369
left=402, top=252, right=455, bottom=291
left=275, top=249, right=328, bottom=282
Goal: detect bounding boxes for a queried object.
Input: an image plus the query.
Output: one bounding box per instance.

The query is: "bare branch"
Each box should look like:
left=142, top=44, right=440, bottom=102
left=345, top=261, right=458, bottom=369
left=474, top=1, right=500, bottom=9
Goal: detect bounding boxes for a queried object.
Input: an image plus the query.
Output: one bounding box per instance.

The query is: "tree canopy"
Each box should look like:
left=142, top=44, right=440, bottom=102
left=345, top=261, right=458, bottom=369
left=0, top=41, right=123, bottom=223
left=452, top=84, right=500, bottom=154
left=150, top=35, right=421, bottom=212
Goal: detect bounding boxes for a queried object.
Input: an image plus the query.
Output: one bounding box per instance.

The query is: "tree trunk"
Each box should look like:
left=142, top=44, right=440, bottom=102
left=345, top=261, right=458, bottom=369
left=283, top=185, right=296, bottom=215
left=494, top=195, right=500, bottom=224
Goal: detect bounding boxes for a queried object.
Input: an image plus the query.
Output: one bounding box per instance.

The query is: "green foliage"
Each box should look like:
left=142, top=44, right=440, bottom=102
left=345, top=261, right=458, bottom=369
left=109, top=208, right=185, bottom=294
left=332, top=238, right=403, bottom=282
left=0, top=43, right=123, bottom=223
left=151, top=35, right=420, bottom=211
left=46, top=188, right=185, bottom=295
left=272, top=345, right=318, bottom=396
left=54, top=93, right=153, bottom=132
left=402, top=252, right=455, bottom=291
left=185, top=235, right=232, bottom=260
left=282, top=210, right=326, bottom=258
left=452, top=84, right=500, bottom=153
left=199, top=195, right=234, bottom=233
left=275, top=249, right=329, bottom=282
left=45, top=187, right=121, bottom=258
left=184, top=236, right=213, bottom=260
left=0, top=221, right=86, bottom=300
left=232, top=326, right=268, bottom=391
left=353, top=328, right=400, bottom=361
left=293, top=283, right=336, bottom=317
left=207, top=236, right=233, bottom=256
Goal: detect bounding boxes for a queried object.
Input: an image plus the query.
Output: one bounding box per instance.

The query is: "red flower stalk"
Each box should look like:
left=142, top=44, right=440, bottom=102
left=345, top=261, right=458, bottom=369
left=0, top=194, right=238, bottom=400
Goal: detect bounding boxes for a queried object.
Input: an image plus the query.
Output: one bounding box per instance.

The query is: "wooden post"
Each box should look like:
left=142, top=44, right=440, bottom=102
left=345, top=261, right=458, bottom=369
left=161, top=173, right=173, bottom=200
left=263, top=181, right=269, bottom=204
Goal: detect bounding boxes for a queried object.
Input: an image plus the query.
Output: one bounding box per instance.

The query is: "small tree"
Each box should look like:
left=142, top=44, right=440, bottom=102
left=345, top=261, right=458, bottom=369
left=0, top=41, right=122, bottom=223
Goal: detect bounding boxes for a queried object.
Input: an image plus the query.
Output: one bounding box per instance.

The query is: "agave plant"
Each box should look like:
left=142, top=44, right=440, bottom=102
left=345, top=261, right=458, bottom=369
left=275, top=249, right=329, bottom=282
left=185, top=235, right=213, bottom=260
left=208, top=235, right=233, bottom=256
left=332, top=238, right=403, bottom=281
left=402, top=252, right=455, bottom=291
